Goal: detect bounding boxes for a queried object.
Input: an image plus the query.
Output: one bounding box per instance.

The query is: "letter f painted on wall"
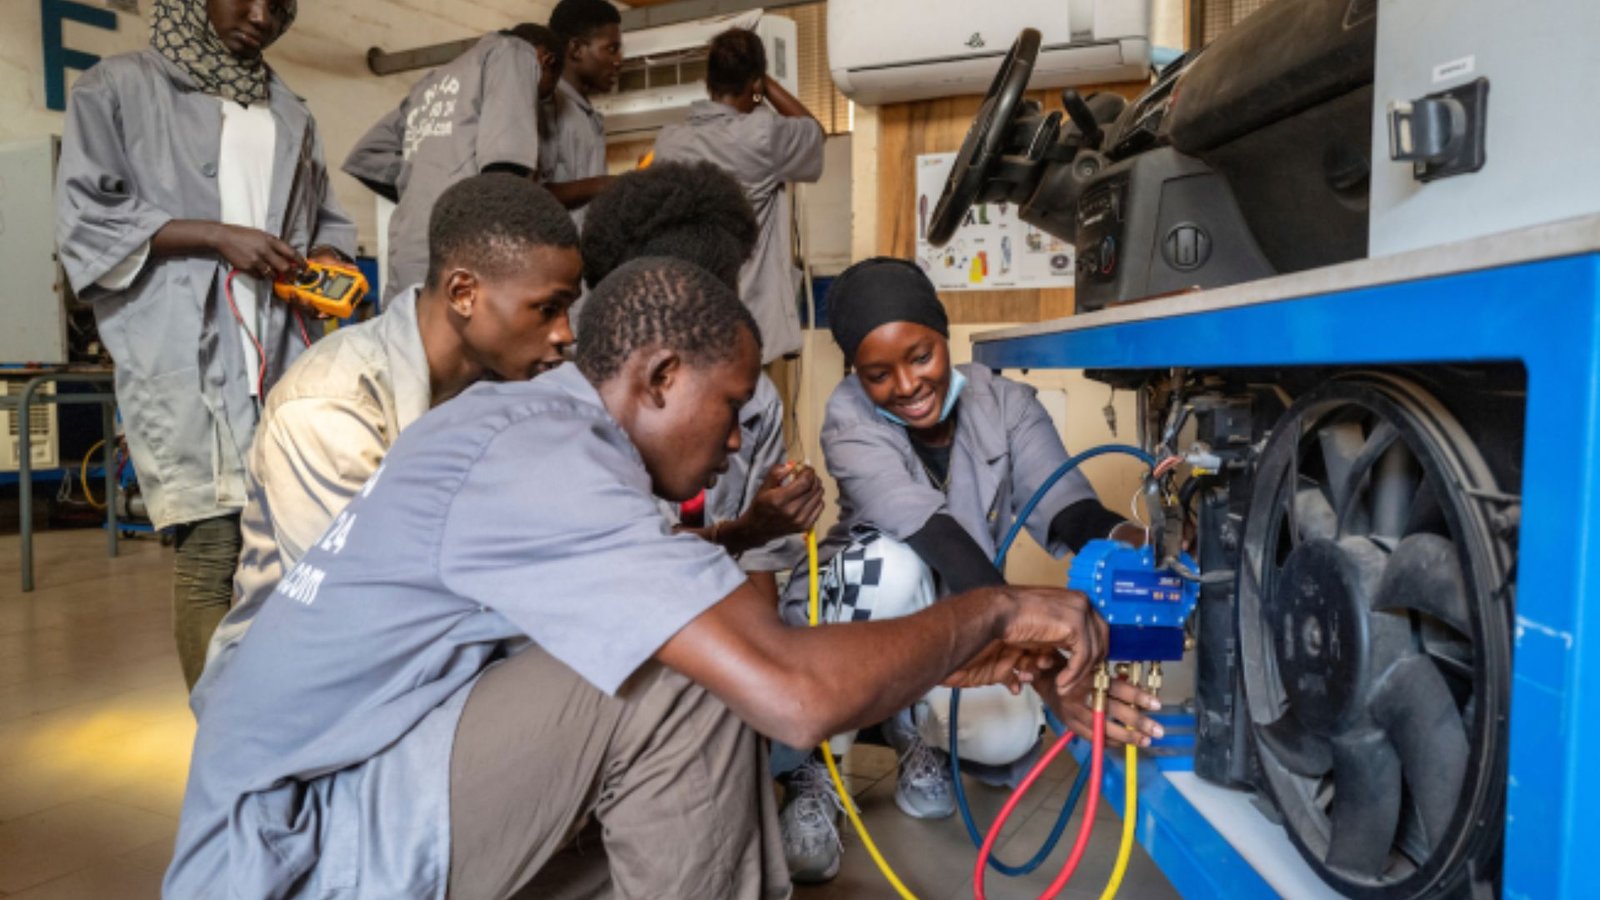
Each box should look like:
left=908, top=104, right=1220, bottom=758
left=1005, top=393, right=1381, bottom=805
left=41, top=0, right=118, bottom=111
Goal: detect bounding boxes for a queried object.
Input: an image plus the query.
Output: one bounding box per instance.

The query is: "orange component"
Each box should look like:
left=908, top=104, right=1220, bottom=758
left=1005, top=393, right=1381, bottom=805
left=274, top=260, right=369, bottom=319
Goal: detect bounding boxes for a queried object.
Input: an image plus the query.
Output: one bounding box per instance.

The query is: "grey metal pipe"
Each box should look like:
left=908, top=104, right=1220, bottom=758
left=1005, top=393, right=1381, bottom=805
left=366, top=38, right=480, bottom=77
left=15, top=372, right=118, bottom=592
left=102, top=394, right=118, bottom=560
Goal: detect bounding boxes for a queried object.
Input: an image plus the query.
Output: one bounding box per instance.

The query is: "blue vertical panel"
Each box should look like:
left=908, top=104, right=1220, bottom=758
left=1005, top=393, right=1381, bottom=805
left=41, top=0, right=118, bottom=111
left=1509, top=256, right=1600, bottom=900
left=353, top=256, right=382, bottom=322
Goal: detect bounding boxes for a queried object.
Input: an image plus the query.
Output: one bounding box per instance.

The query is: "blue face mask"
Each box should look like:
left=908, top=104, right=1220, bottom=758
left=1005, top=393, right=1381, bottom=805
left=876, top=367, right=968, bottom=428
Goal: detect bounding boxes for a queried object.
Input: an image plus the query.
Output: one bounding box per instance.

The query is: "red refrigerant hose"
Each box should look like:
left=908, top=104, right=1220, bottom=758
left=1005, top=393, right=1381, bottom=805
left=974, top=669, right=1110, bottom=900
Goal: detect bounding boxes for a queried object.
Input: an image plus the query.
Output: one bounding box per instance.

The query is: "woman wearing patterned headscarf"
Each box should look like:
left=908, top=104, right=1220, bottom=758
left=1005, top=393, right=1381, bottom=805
left=55, top=0, right=356, bottom=690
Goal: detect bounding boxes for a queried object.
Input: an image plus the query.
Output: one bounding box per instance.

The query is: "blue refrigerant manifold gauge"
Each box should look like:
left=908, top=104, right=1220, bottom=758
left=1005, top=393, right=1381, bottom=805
left=1067, top=540, right=1200, bottom=662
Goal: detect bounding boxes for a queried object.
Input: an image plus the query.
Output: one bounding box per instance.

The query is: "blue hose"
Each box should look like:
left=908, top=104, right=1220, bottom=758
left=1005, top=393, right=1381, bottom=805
left=950, top=443, right=1157, bottom=876
left=951, top=690, right=1090, bottom=875
left=994, top=444, right=1157, bottom=570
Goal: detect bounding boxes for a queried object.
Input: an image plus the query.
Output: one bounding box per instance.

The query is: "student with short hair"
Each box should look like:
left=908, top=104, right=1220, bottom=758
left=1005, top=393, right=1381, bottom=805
left=214, top=174, right=581, bottom=668
left=652, top=26, right=825, bottom=363
left=541, top=0, right=624, bottom=224
left=55, top=0, right=356, bottom=690
left=581, top=162, right=823, bottom=599
left=167, top=256, right=1109, bottom=899
left=343, top=23, right=564, bottom=301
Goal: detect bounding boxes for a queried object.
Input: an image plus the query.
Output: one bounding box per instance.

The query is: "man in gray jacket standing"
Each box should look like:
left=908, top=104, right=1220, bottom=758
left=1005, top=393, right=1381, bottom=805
left=652, top=27, right=825, bottom=365
left=343, top=24, right=563, bottom=302
left=55, top=0, right=355, bottom=689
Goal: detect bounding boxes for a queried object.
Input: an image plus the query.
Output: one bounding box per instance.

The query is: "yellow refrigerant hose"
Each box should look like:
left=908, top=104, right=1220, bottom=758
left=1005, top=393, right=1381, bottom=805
left=807, top=530, right=920, bottom=900
left=1097, top=742, right=1138, bottom=900
left=806, top=526, right=1135, bottom=900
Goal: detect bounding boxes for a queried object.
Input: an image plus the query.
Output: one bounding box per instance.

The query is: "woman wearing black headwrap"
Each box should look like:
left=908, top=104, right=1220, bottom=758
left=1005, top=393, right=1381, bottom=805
left=56, top=0, right=355, bottom=690
left=770, top=258, right=1160, bottom=884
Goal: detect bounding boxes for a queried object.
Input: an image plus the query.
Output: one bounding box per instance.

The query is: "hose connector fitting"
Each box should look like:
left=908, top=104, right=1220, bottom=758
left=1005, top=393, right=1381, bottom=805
left=1093, top=663, right=1112, bottom=712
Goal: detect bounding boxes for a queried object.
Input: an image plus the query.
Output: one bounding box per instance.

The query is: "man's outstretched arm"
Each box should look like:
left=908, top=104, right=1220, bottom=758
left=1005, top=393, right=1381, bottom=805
left=654, top=581, right=1100, bottom=749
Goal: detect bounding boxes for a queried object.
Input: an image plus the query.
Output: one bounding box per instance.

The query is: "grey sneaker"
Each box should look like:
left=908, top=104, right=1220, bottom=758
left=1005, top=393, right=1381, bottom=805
left=780, top=757, right=843, bottom=883
left=886, top=708, right=955, bottom=819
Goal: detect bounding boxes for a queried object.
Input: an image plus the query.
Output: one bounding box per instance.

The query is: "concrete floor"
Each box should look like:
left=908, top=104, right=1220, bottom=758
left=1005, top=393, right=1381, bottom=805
left=0, top=528, right=1180, bottom=899
left=793, top=742, right=1180, bottom=900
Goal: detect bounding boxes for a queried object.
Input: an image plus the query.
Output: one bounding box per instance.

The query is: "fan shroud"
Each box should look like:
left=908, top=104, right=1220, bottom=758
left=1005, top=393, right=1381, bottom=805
left=1236, top=373, right=1512, bottom=898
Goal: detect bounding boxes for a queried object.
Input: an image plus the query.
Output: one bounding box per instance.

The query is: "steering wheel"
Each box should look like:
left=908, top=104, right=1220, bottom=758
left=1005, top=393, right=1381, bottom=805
left=926, top=28, right=1042, bottom=247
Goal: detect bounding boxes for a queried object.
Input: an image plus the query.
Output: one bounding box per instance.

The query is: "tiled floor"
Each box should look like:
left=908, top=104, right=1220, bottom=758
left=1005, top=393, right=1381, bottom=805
left=0, top=529, right=1179, bottom=899
left=0, top=530, right=188, bottom=899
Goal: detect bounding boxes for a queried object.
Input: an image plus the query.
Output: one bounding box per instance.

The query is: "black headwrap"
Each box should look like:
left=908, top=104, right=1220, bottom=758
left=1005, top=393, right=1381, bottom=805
left=826, top=257, right=949, bottom=363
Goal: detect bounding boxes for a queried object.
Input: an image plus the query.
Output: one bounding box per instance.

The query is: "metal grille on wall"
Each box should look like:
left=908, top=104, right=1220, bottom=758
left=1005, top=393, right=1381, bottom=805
left=769, top=3, right=852, bottom=135
left=1191, top=0, right=1277, bottom=48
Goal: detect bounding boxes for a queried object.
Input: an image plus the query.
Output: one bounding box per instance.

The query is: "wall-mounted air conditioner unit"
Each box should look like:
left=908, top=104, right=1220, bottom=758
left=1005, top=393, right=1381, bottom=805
left=594, top=10, right=799, bottom=144
left=829, top=0, right=1152, bottom=106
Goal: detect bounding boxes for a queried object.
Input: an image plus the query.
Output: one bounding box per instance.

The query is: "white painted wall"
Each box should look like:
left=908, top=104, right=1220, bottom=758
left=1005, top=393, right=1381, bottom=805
left=798, top=133, right=852, bottom=277
left=1, top=0, right=559, bottom=252
left=1153, top=0, right=1184, bottom=53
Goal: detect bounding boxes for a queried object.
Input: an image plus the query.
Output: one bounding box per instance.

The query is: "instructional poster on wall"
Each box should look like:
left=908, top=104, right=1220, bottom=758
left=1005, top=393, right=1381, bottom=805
left=913, top=152, right=1076, bottom=292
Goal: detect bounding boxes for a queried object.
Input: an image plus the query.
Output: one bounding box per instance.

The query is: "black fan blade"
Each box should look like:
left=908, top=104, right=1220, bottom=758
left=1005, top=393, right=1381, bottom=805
left=1371, top=534, right=1472, bottom=635
left=1312, top=419, right=1363, bottom=496
left=1294, top=487, right=1338, bottom=542
left=1372, top=653, right=1470, bottom=854
left=1371, top=442, right=1418, bottom=542
left=1401, top=478, right=1447, bottom=537
left=1332, top=420, right=1400, bottom=535
left=1317, top=420, right=1366, bottom=509
left=1326, top=730, right=1403, bottom=878
left=1256, top=711, right=1333, bottom=778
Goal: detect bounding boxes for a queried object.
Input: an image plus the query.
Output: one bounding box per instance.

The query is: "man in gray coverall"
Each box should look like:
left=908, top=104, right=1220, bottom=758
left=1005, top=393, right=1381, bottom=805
left=55, top=0, right=355, bottom=689
left=167, top=257, right=1111, bottom=899
left=653, top=26, right=825, bottom=364
left=541, top=0, right=624, bottom=226
left=344, top=23, right=565, bottom=301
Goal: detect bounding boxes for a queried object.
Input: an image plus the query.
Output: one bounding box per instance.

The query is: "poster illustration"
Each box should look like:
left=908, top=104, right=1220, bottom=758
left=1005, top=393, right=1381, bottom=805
left=913, top=152, right=1076, bottom=292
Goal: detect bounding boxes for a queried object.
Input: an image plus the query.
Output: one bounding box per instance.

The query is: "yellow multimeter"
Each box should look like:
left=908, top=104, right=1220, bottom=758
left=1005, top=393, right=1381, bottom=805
left=274, top=261, right=369, bottom=319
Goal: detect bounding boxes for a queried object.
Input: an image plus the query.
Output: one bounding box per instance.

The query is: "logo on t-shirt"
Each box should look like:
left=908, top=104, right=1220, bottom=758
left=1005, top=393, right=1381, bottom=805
left=403, top=75, right=461, bottom=160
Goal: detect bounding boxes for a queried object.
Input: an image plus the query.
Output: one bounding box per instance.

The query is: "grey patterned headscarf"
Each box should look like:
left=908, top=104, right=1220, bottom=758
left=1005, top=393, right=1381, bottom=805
left=150, top=0, right=297, bottom=105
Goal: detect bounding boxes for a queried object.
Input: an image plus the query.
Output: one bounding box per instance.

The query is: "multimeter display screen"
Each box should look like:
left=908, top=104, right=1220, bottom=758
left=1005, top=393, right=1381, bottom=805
left=321, top=274, right=354, bottom=297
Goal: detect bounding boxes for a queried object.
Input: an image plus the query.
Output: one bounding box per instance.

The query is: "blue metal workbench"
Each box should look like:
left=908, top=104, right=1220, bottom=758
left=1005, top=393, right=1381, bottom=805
left=972, top=216, right=1600, bottom=900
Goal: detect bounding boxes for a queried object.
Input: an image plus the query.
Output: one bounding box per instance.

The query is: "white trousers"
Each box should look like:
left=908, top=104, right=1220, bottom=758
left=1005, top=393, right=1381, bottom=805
left=783, top=526, right=1043, bottom=766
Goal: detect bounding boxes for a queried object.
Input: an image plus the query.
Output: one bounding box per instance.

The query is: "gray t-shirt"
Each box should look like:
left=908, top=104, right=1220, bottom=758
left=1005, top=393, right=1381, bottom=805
left=653, top=101, right=824, bottom=361
left=343, top=33, right=544, bottom=300
left=538, top=77, right=607, bottom=228
left=166, top=363, right=747, bottom=899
